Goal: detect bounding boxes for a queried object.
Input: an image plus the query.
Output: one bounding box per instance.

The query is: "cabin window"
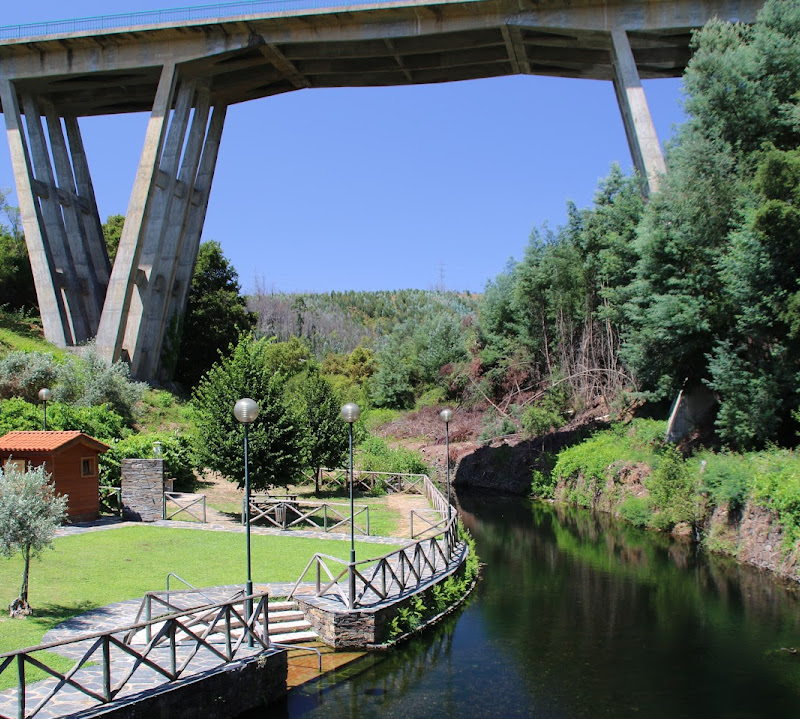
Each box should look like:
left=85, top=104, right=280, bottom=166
left=81, top=457, right=95, bottom=477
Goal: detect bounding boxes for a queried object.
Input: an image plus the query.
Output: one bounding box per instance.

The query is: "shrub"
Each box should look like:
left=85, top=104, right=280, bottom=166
left=99, top=432, right=197, bottom=489
left=531, top=468, right=556, bottom=499
left=521, top=405, right=563, bottom=437
left=694, top=451, right=753, bottom=511
left=752, top=449, right=800, bottom=545
left=645, top=446, right=697, bottom=529
left=0, top=351, right=59, bottom=402
left=0, top=347, right=145, bottom=425
left=356, top=436, right=429, bottom=475
left=620, top=496, right=652, bottom=527
left=0, top=398, right=126, bottom=441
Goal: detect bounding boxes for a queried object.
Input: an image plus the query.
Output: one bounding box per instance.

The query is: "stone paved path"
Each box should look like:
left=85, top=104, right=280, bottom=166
left=54, top=517, right=404, bottom=546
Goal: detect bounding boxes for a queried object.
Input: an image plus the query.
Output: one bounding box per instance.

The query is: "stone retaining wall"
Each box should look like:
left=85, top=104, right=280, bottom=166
left=295, top=541, right=470, bottom=648
left=77, top=650, right=287, bottom=719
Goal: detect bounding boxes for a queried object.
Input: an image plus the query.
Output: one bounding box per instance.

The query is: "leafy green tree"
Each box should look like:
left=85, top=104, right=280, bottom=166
left=623, top=0, right=800, bottom=446
left=296, top=367, right=349, bottom=493
left=0, top=189, right=36, bottom=312
left=0, top=463, right=67, bottom=616
left=99, top=432, right=196, bottom=489
left=192, top=335, right=302, bottom=489
left=175, top=241, right=255, bottom=388
left=371, top=330, right=417, bottom=409
left=101, top=214, right=125, bottom=264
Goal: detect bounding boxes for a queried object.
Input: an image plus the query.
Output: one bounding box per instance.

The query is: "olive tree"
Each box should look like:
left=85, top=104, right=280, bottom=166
left=0, top=463, right=67, bottom=617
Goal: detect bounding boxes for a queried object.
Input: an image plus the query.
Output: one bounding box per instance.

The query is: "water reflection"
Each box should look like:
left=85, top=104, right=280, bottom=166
left=256, top=496, right=800, bottom=718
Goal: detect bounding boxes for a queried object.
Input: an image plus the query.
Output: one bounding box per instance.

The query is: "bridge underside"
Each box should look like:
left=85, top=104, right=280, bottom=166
left=0, top=0, right=764, bottom=382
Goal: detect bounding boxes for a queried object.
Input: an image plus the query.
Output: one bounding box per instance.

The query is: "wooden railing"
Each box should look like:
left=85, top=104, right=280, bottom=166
left=163, top=491, right=207, bottom=522
left=98, top=486, right=122, bottom=516
left=247, top=496, right=370, bottom=534
left=288, top=471, right=462, bottom=609
left=409, top=509, right=447, bottom=539
left=309, top=469, right=428, bottom=495
left=0, top=591, right=271, bottom=719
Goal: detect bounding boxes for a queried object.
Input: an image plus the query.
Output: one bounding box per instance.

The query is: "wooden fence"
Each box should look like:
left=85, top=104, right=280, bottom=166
left=288, top=472, right=461, bottom=609
left=0, top=591, right=271, bottom=719
left=246, top=496, right=370, bottom=534
left=305, top=469, right=428, bottom=495
left=163, top=492, right=207, bottom=522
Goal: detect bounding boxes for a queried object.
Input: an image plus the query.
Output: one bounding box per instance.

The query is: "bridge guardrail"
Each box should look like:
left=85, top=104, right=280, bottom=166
left=0, top=0, right=399, bottom=40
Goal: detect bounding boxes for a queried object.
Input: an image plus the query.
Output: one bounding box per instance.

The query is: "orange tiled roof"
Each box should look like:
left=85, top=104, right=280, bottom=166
left=0, top=431, right=109, bottom=454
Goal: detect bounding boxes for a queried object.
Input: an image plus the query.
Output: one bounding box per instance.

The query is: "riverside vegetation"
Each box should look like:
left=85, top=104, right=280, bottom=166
left=532, top=419, right=800, bottom=581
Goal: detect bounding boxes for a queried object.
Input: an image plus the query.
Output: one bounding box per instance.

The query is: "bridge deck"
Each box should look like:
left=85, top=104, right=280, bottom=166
left=0, top=0, right=753, bottom=117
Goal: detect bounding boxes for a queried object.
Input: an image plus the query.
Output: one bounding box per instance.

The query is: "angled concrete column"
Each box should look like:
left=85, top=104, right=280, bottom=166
left=120, top=78, right=198, bottom=379
left=611, top=29, right=667, bottom=195
left=95, top=64, right=227, bottom=382
left=63, top=117, right=111, bottom=295
left=44, top=105, right=108, bottom=333
left=20, top=93, right=93, bottom=344
left=145, top=99, right=228, bottom=381
left=1, top=80, right=71, bottom=346
left=95, top=62, right=178, bottom=368
left=165, top=103, right=227, bottom=335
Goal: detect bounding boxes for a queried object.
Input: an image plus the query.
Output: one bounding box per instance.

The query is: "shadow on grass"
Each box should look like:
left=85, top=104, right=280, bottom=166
left=32, top=601, right=102, bottom=632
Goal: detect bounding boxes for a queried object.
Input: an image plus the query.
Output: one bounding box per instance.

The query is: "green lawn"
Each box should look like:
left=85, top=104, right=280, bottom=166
left=204, top=493, right=403, bottom=537
left=0, top=525, right=401, bottom=659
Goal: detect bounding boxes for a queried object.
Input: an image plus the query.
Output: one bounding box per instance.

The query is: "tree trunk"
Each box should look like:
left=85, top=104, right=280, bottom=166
left=9, top=545, right=32, bottom=617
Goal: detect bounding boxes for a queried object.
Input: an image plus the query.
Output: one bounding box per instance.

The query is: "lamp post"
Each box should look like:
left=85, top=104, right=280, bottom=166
left=234, top=398, right=259, bottom=645
left=340, top=402, right=360, bottom=608
left=440, top=408, right=454, bottom=521
left=38, top=388, right=52, bottom=431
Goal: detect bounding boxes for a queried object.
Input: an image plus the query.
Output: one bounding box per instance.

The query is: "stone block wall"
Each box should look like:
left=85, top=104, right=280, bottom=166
left=121, top=458, right=165, bottom=522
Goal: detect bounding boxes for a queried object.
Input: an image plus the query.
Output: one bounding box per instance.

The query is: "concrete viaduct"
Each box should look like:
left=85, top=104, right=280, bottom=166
left=0, top=0, right=765, bottom=382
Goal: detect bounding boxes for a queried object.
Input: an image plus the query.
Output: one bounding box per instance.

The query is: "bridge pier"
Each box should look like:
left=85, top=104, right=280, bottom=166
left=95, top=65, right=226, bottom=380
left=611, top=28, right=667, bottom=194
left=1, top=81, right=109, bottom=347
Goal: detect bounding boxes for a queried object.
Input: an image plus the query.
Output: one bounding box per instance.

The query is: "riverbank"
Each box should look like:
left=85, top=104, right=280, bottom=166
left=537, top=420, right=800, bottom=584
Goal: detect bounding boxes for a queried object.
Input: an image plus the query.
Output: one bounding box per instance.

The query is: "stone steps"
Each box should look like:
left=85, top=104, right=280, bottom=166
left=267, top=600, right=318, bottom=645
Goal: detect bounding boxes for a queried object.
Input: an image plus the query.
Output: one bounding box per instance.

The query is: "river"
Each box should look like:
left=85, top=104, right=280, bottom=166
left=261, top=495, right=800, bottom=718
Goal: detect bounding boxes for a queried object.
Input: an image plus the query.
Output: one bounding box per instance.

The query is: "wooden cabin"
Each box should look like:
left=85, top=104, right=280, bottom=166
left=0, top=431, right=109, bottom=522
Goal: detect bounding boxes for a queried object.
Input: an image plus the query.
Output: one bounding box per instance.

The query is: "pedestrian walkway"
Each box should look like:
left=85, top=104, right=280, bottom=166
left=54, top=517, right=403, bottom=546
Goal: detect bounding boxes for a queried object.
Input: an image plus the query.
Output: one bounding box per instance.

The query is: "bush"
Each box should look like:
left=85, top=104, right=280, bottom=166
left=0, top=398, right=126, bottom=441
left=694, top=451, right=753, bottom=511
left=0, top=347, right=145, bottom=425
left=751, top=449, right=800, bottom=545
left=0, top=351, right=59, bottom=402
left=645, top=446, right=697, bottom=529
left=356, top=436, right=429, bottom=475
left=99, top=432, right=197, bottom=489
left=521, top=405, right=563, bottom=437
left=620, top=496, right=652, bottom=527
left=531, top=468, right=556, bottom=499
left=553, top=421, right=664, bottom=485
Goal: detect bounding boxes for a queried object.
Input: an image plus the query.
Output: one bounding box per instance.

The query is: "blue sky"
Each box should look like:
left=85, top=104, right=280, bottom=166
left=0, top=1, right=686, bottom=294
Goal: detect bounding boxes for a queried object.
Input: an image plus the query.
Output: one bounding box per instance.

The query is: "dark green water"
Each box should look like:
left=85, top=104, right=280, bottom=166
left=265, top=496, right=800, bottom=718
